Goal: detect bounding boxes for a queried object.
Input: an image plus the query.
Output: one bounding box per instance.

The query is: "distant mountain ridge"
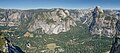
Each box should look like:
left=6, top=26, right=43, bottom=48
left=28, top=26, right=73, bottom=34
left=0, top=6, right=120, bottom=37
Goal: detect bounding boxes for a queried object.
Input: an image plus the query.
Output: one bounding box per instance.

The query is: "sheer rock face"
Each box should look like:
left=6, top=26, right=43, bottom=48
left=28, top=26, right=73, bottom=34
left=87, top=6, right=119, bottom=37
left=28, top=9, right=77, bottom=34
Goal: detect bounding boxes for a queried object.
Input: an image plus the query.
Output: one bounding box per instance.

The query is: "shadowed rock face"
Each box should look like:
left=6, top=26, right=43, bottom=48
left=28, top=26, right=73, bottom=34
left=110, top=37, right=120, bottom=53
left=116, top=20, right=120, bottom=32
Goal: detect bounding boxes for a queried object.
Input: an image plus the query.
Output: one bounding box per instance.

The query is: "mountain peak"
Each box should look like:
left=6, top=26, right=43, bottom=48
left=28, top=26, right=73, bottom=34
left=94, top=6, right=103, bottom=13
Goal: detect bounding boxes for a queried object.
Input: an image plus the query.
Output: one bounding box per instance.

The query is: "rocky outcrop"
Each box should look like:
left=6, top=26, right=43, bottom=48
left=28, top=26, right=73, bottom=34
left=110, top=37, right=120, bottom=53
left=24, top=32, right=33, bottom=37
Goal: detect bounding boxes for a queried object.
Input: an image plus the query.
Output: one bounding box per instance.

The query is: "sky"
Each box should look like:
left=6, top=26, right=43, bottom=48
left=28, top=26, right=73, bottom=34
left=0, top=0, right=120, bottom=10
